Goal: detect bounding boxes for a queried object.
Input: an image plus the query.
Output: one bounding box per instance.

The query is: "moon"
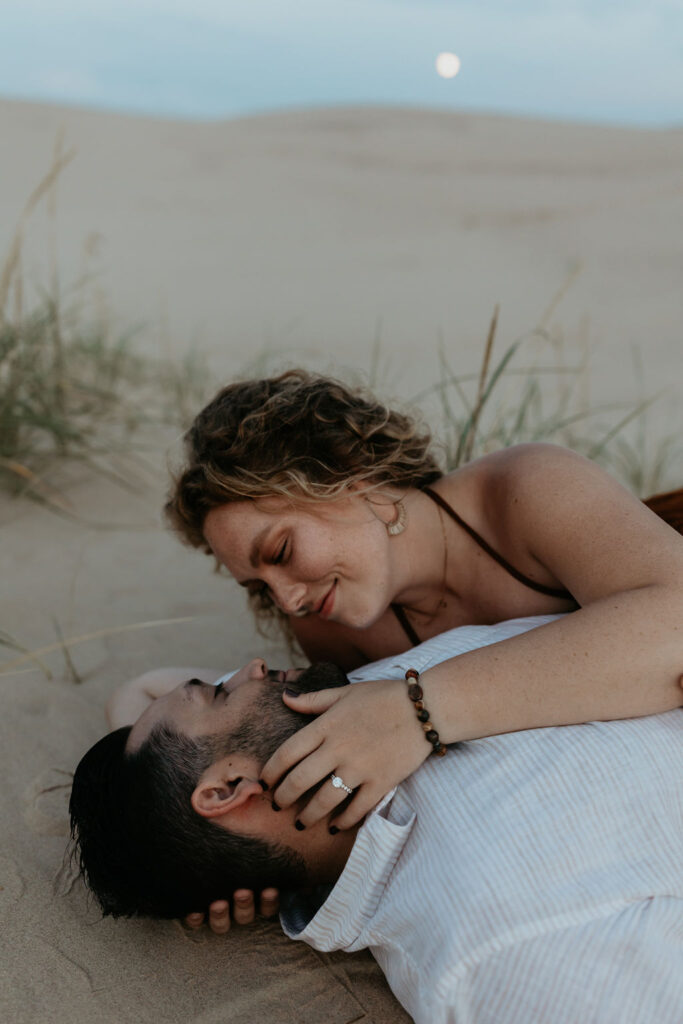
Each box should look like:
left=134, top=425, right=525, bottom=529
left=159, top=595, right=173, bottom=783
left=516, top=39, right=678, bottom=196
left=435, top=52, right=461, bottom=79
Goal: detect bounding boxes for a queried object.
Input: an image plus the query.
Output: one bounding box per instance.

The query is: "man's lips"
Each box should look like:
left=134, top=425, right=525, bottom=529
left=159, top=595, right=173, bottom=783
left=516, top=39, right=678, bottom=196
left=317, top=580, right=337, bottom=619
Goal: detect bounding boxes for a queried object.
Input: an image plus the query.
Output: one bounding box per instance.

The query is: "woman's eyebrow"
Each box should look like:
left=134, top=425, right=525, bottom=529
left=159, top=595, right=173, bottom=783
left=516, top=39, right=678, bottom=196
left=249, top=526, right=271, bottom=568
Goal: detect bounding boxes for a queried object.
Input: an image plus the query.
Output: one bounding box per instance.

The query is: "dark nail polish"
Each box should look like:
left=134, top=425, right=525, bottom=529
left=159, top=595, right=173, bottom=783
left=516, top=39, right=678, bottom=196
left=271, top=800, right=281, bottom=812
left=329, top=825, right=339, bottom=835
left=294, top=819, right=305, bottom=831
left=258, top=779, right=268, bottom=791
left=284, top=687, right=301, bottom=698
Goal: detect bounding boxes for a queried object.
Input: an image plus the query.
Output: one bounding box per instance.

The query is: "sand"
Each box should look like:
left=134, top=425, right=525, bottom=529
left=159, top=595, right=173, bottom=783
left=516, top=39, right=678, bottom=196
left=1, top=98, right=681, bottom=1023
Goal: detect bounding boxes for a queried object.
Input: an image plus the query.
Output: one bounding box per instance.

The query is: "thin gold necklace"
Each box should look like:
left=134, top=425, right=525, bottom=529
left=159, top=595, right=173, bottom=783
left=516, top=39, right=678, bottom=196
left=402, top=499, right=449, bottom=630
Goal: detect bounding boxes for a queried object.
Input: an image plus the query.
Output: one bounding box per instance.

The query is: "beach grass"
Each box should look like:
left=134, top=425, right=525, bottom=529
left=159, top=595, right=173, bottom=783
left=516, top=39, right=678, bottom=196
left=0, top=149, right=210, bottom=508
left=411, top=297, right=680, bottom=498
left=1, top=150, right=677, bottom=512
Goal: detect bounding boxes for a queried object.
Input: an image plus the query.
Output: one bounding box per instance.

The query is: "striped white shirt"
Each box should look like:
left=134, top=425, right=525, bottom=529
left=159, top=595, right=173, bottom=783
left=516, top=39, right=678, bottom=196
left=279, top=616, right=683, bottom=1024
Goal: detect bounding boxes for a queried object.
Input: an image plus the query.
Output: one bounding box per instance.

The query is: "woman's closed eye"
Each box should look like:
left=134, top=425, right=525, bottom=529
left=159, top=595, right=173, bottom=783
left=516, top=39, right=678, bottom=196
left=272, top=539, right=289, bottom=565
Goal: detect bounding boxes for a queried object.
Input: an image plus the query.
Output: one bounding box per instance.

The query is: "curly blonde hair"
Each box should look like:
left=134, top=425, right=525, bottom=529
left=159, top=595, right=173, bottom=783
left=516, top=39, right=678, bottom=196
left=165, top=369, right=442, bottom=635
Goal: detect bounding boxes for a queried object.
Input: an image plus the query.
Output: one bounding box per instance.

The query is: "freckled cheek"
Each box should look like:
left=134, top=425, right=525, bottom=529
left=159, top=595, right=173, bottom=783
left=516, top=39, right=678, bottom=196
left=295, top=536, right=340, bottom=581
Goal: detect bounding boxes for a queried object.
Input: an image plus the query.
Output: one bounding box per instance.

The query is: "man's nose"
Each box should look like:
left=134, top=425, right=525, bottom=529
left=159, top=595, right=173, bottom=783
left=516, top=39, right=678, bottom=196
left=244, top=659, right=285, bottom=685
left=245, top=658, right=268, bottom=681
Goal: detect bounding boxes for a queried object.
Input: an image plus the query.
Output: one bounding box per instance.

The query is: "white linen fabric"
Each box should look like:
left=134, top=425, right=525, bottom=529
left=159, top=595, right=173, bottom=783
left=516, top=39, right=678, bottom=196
left=279, top=615, right=683, bottom=1024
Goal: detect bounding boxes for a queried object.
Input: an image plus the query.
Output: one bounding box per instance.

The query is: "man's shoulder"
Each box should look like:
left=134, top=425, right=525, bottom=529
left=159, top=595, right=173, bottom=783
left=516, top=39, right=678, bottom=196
left=349, top=615, right=563, bottom=682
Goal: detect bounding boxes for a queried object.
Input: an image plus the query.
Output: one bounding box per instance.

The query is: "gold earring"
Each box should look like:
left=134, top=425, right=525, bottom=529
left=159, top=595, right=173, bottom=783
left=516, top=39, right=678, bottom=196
left=386, top=499, right=407, bottom=536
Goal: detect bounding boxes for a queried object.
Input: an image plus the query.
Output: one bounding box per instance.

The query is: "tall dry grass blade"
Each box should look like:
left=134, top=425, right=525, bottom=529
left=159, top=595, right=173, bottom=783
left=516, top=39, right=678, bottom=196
left=0, top=617, right=195, bottom=675
left=0, top=146, right=76, bottom=320
left=52, top=616, right=83, bottom=684
left=453, top=336, right=524, bottom=468
left=462, top=304, right=499, bottom=464
left=0, top=630, right=53, bottom=679
left=586, top=395, right=662, bottom=461
left=0, top=457, right=73, bottom=511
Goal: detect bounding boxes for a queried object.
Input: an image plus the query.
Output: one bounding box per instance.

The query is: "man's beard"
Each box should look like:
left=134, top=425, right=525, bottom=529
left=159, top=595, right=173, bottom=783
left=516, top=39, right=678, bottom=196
left=216, top=662, right=349, bottom=764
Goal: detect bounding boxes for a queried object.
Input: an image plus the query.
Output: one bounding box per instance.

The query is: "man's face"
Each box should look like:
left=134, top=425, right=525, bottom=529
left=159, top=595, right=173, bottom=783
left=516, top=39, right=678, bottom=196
left=127, top=659, right=348, bottom=764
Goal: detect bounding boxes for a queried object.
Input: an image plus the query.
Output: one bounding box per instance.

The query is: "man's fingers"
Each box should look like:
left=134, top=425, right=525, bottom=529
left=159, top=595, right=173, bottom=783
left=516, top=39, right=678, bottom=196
left=184, top=911, right=205, bottom=930
left=231, top=890, right=256, bottom=926
left=259, top=888, right=280, bottom=918
left=208, top=899, right=231, bottom=934
left=260, top=721, right=323, bottom=791
left=184, top=890, right=278, bottom=933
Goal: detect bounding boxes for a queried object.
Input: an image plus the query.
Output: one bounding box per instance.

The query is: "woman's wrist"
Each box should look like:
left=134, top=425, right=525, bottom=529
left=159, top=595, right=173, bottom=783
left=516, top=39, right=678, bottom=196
left=403, top=668, right=447, bottom=756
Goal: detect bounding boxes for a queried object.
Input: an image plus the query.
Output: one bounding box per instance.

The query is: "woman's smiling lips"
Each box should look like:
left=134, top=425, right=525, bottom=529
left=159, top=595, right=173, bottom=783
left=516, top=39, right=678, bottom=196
left=317, top=580, right=337, bottom=619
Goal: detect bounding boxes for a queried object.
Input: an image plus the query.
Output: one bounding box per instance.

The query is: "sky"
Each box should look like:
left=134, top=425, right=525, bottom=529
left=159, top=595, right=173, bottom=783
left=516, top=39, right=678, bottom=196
left=1, top=0, right=681, bottom=126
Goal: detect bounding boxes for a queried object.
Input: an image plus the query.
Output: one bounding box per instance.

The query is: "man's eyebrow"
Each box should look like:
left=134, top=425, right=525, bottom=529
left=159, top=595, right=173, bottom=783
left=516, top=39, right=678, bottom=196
left=249, top=525, right=271, bottom=569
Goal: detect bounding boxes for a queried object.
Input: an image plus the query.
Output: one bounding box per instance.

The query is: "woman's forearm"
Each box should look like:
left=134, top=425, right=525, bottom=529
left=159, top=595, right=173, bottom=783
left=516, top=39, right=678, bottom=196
left=423, top=586, right=683, bottom=743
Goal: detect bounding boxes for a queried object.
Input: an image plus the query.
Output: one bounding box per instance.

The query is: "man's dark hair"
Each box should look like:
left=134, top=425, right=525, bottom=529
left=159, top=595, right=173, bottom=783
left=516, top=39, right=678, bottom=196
left=69, top=724, right=307, bottom=920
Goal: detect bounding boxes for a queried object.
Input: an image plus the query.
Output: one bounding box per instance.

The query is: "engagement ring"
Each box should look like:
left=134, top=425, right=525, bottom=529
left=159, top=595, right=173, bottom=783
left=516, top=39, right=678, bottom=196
left=330, top=773, right=353, bottom=795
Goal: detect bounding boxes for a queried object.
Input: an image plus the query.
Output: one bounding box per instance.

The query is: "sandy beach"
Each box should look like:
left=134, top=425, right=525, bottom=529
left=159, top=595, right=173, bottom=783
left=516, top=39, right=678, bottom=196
left=1, top=97, right=681, bottom=1023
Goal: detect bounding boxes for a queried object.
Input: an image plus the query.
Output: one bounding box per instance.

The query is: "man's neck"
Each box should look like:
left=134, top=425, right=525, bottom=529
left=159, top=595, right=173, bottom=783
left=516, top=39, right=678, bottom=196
left=302, top=821, right=359, bottom=886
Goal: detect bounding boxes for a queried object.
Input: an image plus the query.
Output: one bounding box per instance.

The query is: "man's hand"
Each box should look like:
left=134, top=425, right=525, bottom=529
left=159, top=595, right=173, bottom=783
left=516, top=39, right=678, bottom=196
left=184, top=889, right=280, bottom=933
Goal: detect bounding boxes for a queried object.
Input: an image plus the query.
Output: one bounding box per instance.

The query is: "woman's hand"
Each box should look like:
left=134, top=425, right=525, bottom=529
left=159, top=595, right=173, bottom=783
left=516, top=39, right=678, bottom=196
left=259, top=678, right=430, bottom=830
left=184, top=888, right=280, bottom=933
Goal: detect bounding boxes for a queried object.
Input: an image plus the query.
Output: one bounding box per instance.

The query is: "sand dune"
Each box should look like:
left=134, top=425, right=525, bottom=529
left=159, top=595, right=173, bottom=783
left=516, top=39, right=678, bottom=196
left=1, top=98, right=681, bottom=403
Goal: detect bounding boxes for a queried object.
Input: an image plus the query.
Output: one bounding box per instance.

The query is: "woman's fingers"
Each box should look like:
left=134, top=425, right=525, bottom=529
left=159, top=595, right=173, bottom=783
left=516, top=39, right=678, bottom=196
left=259, top=887, right=280, bottom=918
left=328, top=785, right=384, bottom=831
left=208, top=899, right=231, bottom=933
left=281, top=686, right=347, bottom=715
left=294, top=774, right=360, bottom=829
left=260, top=719, right=324, bottom=791
left=272, top=747, right=340, bottom=811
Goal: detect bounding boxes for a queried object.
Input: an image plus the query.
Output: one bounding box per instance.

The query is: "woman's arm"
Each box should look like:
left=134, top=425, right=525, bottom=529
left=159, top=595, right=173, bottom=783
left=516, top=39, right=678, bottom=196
left=262, top=445, right=683, bottom=828
left=425, top=444, right=683, bottom=738
left=106, top=666, right=222, bottom=729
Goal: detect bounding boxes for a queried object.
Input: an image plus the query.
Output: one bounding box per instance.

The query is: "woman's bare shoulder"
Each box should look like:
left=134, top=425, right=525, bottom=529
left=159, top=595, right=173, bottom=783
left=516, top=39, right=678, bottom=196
left=439, top=444, right=596, bottom=510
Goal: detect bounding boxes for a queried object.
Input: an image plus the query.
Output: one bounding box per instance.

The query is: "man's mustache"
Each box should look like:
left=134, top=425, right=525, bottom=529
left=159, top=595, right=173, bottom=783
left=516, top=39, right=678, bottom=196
left=217, top=662, right=350, bottom=763
left=285, top=662, right=350, bottom=694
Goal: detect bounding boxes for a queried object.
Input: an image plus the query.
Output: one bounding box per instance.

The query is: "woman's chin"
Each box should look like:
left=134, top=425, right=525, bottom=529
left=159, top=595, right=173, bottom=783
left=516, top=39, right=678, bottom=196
left=340, top=602, right=386, bottom=632
left=321, top=583, right=389, bottom=631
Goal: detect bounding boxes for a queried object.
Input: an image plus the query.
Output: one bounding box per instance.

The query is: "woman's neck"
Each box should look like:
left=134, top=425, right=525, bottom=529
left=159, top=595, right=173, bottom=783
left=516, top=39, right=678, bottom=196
left=390, top=487, right=462, bottom=616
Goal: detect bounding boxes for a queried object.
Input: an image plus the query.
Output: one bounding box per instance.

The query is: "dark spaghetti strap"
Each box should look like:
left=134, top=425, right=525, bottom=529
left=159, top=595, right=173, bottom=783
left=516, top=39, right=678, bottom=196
left=643, top=487, right=683, bottom=535
left=422, top=485, right=574, bottom=601
left=390, top=602, right=422, bottom=647
left=390, top=481, right=682, bottom=648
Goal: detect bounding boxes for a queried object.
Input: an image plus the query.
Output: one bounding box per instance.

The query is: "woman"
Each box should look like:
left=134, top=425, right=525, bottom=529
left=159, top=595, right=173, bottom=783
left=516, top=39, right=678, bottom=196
left=166, top=369, right=683, bottom=930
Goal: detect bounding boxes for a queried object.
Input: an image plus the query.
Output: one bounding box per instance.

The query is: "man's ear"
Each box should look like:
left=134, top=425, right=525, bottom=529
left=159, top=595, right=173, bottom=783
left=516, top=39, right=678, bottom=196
left=191, top=763, right=264, bottom=820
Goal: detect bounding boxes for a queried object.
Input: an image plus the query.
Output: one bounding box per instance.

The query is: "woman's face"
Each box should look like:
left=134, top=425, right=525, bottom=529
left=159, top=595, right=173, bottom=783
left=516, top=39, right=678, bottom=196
left=203, top=494, right=398, bottom=630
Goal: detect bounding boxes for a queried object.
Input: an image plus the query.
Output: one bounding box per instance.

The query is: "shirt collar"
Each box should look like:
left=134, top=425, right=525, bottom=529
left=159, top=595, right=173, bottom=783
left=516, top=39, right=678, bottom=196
left=281, top=789, right=416, bottom=950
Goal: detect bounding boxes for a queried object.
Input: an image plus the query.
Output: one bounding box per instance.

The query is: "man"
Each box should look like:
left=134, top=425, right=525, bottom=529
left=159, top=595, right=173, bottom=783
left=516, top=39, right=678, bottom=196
left=70, top=615, right=683, bottom=1024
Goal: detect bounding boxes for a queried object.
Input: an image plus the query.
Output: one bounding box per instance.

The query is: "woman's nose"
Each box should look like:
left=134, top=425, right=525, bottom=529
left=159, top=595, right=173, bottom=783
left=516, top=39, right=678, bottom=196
left=270, top=580, right=307, bottom=616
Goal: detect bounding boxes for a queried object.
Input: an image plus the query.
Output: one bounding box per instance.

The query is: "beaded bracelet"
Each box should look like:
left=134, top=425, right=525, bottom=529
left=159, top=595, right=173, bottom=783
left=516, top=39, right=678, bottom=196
left=404, top=668, right=446, bottom=757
